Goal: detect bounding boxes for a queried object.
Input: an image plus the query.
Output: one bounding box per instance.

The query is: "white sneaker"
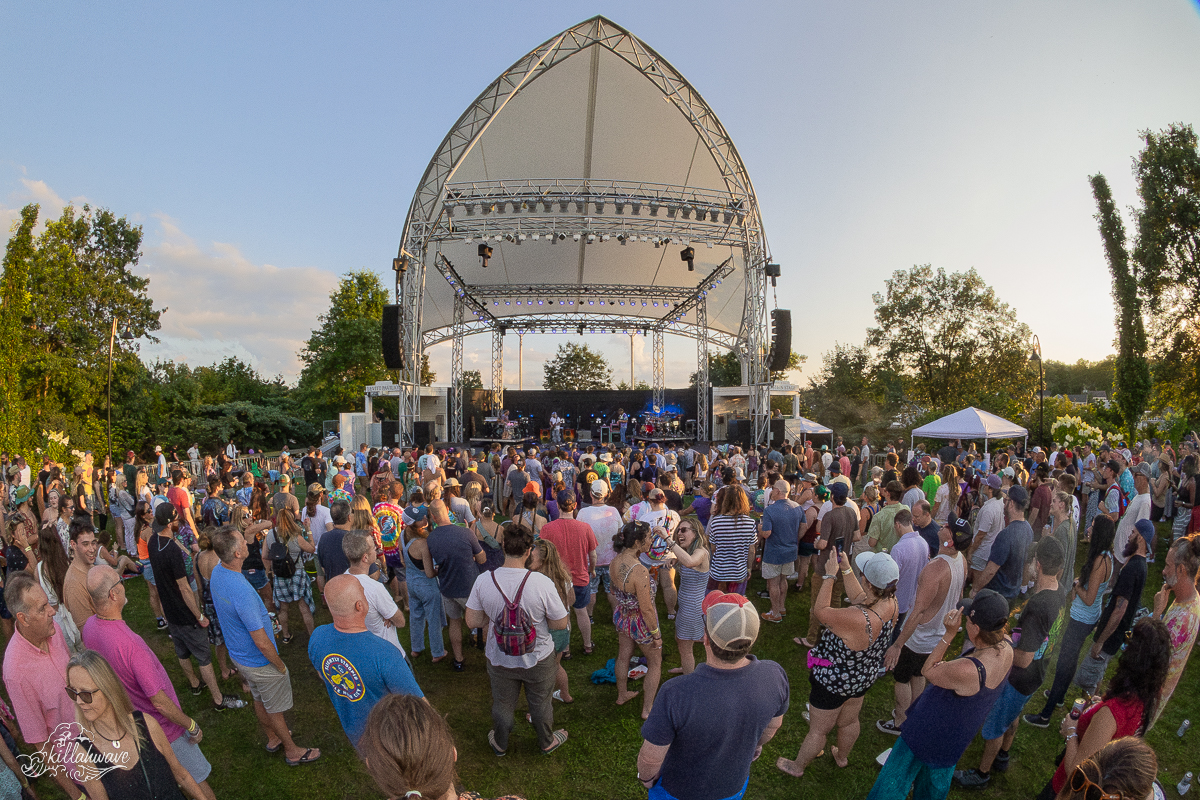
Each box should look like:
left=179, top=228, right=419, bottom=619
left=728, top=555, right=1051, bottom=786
left=785, top=573, right=800, bottom=582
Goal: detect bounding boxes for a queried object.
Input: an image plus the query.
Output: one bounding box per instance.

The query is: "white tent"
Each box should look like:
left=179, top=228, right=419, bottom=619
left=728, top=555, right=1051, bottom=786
left=788, top=416, right=834, bottom=447
left=910, top=407, right=1028, bottom=455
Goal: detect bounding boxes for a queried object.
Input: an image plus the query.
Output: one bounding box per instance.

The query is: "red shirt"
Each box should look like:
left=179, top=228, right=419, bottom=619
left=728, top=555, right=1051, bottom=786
left=2, top=620, right=73, bottom=744
left=166, top=485, right=191, bottom=520
left=539, top=518, right=599, bottom=588
left=1051, top=695, right=1144, bottom=793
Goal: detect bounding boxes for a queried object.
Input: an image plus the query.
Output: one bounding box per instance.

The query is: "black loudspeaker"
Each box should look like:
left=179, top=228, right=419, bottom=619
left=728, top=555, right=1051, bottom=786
left=381, top=420, right=399, bottom=446
left=767, top=309, right=792, bottom=372
left=382, top=305, right=403, bottom=369
left=413, top=421, right=434, bottom=447
left=770, top=418, right=786, bottom=446
left=727, top=419, right=751, bottom=445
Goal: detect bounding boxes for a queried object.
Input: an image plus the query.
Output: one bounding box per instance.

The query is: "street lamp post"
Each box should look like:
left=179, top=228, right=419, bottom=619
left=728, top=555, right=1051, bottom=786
left=107, top=319, right=134, bottom=466
left=1030, top=334, right=1044, bottom=447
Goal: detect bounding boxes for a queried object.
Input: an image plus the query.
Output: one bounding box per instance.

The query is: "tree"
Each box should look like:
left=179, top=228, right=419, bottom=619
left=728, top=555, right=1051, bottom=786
left=866, top=265, right=1035, bottom=419
left=690, top=349, right=805, bottom=387
left=1091, top=174, right=1152, bottom=441
left=616, top=379, right=651, bottom=390
left=542, top=343, right=612, bottom=390
left=1129, top=124, right=1200, bottom=418
left=421, top=354, right=436, bottom=387
left=770, top=350, right=806, bottom=382
left=0, top=204, right=38, bottom=454
left=297, top=270, right=392, bottom=420
left=802, top=343, right=897, bottom=442
left=1042, top=357, right=1116, bottom=397
left=462, top=369, right=483, bottom=389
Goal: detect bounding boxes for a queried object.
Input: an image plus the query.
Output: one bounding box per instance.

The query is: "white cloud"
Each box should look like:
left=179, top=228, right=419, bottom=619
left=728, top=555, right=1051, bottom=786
left=1, top=173, right=87, bottom=239
left=138, top=214, right=340, bottom=379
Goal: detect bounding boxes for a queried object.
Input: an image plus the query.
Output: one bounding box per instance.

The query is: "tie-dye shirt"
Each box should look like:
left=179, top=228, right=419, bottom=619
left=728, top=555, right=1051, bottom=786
left=1163, top=593, right=1200, bottom=694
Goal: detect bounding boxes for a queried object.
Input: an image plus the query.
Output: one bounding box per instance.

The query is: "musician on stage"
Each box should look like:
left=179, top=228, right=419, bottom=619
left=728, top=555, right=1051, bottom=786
left=617, top=408, right=628, bottom=444
left=550, top=411, right=564, bottom=444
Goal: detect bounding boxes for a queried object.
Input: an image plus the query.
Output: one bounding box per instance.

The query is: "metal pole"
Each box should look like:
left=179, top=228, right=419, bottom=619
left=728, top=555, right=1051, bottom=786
left=630, top=335, right=634, bottom=387
left=518, top=333, right=524, bottom=391
left=107, top=318, right=116, bottom=466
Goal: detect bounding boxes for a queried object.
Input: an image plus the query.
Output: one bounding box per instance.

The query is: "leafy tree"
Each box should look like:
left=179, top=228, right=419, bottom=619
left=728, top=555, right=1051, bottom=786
left=0, top=205, right=38, bottom=454
left=801, top=343, right=897, bottom=442
left=690, top=349, right=805, bottom=387
left=542, top=343, right=612, bottom=390
left=421, top=354, right=436, bottom=387
left=616, top=379, right=651, bottom=390
left=866, top=265, right=1035, bottom=419
left=1091, top=174, right=1152, bottom=441
left=462, top=369, right=483, bottom=389
left=297, top=270, right=391, bottom=420
left=1128, top=124, right=1200, bottom=418
left=770, top=350, right=806, bottom=382
left=1043, top=357, right=1116, bottom=397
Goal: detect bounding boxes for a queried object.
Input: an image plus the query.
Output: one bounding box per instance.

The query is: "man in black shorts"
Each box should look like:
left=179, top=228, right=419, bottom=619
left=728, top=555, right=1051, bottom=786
left=147, top=504, right=245, bottom=712
left=878, top=515, right=972, bottom=735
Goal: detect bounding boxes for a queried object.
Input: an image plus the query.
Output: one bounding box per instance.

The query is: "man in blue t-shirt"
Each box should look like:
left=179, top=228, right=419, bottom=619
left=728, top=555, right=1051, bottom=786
left=210, top=527, right=322, bottom=766
left=759, top=480, right=803, bottom=621
left=426, top=500, right=486, bottom=669
left=976, top=485, right=1033, bottom=602
left=638, top=591, right=788, bottom=800
left=309, top=575, right=424, bottom=748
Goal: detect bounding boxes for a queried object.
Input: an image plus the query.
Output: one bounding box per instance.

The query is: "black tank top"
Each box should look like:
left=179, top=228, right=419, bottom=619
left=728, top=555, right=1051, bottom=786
left=80, top=711, right=186, bottom=800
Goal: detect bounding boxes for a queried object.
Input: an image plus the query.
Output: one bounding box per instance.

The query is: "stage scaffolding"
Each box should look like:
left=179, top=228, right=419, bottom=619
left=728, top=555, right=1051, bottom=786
left=391, top=16, right=775, bottom=446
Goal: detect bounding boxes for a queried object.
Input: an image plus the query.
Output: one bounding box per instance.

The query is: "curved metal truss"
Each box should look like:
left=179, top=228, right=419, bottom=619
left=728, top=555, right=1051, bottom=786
left=393, top=15, right=773, bottom=446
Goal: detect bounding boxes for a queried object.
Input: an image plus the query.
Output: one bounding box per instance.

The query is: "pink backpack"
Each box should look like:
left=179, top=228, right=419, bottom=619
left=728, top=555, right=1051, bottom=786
left=491, top=571, right=537, bottom=657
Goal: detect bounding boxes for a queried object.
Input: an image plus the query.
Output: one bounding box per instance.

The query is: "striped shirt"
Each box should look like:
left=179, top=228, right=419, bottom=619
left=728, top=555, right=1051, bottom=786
left=706, top=514, right=759, bottom=582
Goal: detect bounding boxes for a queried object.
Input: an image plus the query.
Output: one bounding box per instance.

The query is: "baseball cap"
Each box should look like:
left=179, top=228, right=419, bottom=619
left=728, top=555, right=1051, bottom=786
left=600, top=453, right=612, bottom=462
left=985, top=474, right=1003, bottom=490
left=701, top=591, right=760, bottom=650
left=641, top=481, right=655, bottom=494
left=556, top=489, right=575, bottom=508
left=152, top=503, right=177, bottom=533
left=830, top=482, right=849, bottom=499
left=523, top=481, right=541, bottom=495
left=959, top=589, right=1009, bottom=632
left=1005, top=485, right=1029, bottom=507
left=828, top=461, right=841, bottom=473
left=591, top=480, right=610, bottom=497
left=402, top=506, right=429, bottom=526
left=444, top=477, right=461, bottom=487
left=854, top=551, right=900, bottom=589
left=126, top=450, right=135, bottom=458
left=1134, top=518, right=1155, bottom=549
left=154, top=445, right=162, bottom=452
left=1000, top=466, right=1015, bottom=478
left=946, top=515, right=973, bottom=548
left=647, top=488, right=666, bottom=501
left=306, top=483, right=326, bottom=495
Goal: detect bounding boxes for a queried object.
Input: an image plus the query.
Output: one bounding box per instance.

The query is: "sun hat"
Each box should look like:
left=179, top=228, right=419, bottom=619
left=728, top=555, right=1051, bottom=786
left=854, top=551, right=900, bottom=589
left=444, top=477, right=461, bottom=487
left=12, top=485, right=32, bottom=504
left=701, top=591, right=760, bottom=650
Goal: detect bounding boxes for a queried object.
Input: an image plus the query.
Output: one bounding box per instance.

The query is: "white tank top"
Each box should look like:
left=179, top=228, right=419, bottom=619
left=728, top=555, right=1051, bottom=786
left=907, top=552, right=966, bottom=654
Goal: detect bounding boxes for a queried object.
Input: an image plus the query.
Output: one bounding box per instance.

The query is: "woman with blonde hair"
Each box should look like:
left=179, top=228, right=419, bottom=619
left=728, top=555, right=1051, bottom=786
left=261, top=507, right=316, bottom=643
left=134, top=469, right=153, bottom=506
left=350, top=494, right=387, bottom=564
left=933, top=464, right=959, bottom=526
left=1051, top=737, right=1159, bottom=800
left=230, top=503, right=277, bottom=614
left=530, top=538, right=575, bottom=702
left=67, top=649, right=207, bottom=800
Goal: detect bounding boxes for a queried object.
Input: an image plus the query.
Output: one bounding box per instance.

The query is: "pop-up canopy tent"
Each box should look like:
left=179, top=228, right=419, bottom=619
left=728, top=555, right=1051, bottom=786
left=910, top=407, right=1028, bottom=454
left=789, top=416, right=834, bottom=447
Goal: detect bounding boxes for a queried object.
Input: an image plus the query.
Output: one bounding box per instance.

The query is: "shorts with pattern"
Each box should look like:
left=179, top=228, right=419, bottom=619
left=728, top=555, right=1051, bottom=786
left=271, top=570, right=315, bottom=613
left=592, top=565, right=612, bottom=594
left=203, top=601, right=224, bottom=647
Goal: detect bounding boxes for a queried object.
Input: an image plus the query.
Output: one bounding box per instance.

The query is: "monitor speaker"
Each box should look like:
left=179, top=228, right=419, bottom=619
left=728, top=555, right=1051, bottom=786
left=413, top=421, right=434, bottom=447
left=767, top=309, right=792, bottom=372
left=382, top=305, right=403, bottom=369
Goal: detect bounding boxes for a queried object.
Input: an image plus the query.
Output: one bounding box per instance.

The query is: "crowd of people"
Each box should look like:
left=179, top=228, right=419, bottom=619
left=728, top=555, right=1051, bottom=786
left=0, top=430, right=1196, bottom=799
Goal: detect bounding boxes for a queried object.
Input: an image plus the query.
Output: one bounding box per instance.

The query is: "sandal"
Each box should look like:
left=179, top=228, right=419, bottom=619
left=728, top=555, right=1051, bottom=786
left=541, top=729, right=568, bottom=755
left=583, top=644, right=594, bottom=655
left=488, top=729, right=506, bottom=757
left=280, top=635, right=294, bottom=645
left=552, top=689, right=573, bottom=704
left=285, top=748, right=321, bottom=766
left=793, top=637, right=815, bottom=648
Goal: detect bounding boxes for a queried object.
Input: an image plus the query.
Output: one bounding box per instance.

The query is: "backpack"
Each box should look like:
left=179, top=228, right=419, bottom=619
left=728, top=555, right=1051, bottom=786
left=269, top=532, right=296, bottom=579
left=490, top=571, right=537, bottom=657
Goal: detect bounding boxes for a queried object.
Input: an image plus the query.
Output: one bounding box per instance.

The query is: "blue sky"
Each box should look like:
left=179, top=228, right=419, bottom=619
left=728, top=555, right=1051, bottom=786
left=3, top=1, right=1199, bottom=390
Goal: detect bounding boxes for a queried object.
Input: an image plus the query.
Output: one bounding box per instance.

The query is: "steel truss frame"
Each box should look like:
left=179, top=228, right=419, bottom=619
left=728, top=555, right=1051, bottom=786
left=394, top=16, right=772, bottom=446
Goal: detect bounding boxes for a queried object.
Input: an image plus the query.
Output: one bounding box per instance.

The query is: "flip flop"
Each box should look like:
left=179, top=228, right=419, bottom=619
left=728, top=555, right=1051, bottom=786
left=488, top=729, right=506, bottom=757
left=793, top=637, right=815, bottom=648
left=266, top=741, right=282, bottom=753
left=285, top=748, right=320, bottom=766
left=541, top=729, right=568, bottom=755
left=552, top=690, right=573, bottom=704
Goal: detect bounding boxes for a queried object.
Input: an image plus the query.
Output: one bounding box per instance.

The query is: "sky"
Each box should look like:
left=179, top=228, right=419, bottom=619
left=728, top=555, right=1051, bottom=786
left=3, top=1, right=1199, bottom=393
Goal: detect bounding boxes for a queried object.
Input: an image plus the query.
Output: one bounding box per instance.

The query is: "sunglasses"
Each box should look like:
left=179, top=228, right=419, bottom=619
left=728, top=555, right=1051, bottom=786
left=1068, top=763, right=1121, bottom=800
left=66, top=685, right=99, bottom=704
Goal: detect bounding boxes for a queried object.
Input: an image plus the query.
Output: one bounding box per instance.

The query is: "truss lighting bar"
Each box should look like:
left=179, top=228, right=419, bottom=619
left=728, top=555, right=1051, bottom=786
left=421, top=315, right=742, bottom=353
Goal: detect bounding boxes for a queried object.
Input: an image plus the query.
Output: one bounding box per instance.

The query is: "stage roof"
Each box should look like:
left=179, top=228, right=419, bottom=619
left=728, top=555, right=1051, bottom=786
left=398, top=15, right=769, bottom=350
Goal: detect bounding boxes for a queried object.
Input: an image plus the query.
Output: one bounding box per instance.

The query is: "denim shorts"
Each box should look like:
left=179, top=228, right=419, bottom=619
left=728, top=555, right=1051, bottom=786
left=981, top=682, right=1033, bottom=740
left=140, top=558, right=156, bottom=587
left=243, top=568, right=268, bottom=591
left=572, top=584, right=591, bottom=609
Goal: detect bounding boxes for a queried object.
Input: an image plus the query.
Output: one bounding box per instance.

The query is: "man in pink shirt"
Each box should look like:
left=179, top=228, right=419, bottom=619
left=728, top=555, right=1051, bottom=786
left=81, top=565, right=217, bottom=800
left=2, top=572, right=80, bottom=798
left=539, top=489, right=599, bottom=655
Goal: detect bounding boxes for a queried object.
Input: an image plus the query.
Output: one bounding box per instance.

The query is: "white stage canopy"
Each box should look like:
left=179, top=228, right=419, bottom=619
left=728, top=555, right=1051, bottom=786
left=793, top=416, right=833, bottom=435
left=910, top=407, right=1028, bottom=453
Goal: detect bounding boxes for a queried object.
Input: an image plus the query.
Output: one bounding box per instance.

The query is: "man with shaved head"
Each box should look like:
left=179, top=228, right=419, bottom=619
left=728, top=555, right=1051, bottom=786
left=308, top=574, right=424, bottom=749
left=81, top=565, right=218, bottom=800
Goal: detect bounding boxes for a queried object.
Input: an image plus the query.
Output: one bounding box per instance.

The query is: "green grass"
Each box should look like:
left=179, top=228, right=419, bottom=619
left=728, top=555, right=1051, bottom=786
left=33, top=509, right=1200, bottom=799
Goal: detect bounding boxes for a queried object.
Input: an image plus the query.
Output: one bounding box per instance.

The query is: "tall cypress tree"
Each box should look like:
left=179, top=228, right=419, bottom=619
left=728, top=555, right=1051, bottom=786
left=1090, top=174, right=1151, bottom=442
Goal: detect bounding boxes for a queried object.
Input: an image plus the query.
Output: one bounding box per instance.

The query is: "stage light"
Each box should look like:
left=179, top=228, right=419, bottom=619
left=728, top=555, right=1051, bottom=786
left=463, top=236, right=473, bottom=244
left=504, top=300, right=511, bottom=305
left=531, top=234, right=540, bottom=241
left=631, top=201, right=642, bottom=215
left=654, top=238, right=661, bottom=249
left=594, top=200, right=605, bottom=213
left=680, top=246, right=695, bottom=271
left=586, top=234, right=595, bottom=244
left=706, top=241, right=714, bottom=248
left=589, top=300, right=595, bottom=305
left=515, top=234, right=525, bottom=245
left=478, top=243, right=493, bottom=268
left=765, top=262, right=781, bottom=287
left=649, top=201, right=660, bottom=216
left=615, top=201, right=625, bottom=214
left=653, top=301, right=659, bottom=307
left=617, top=233, right=627, bottom=245
left=575, top=200, right=585, bottom=213
left=573, top=234, right=581, bottom=242
left=681, top=205, right=692, bottom=219
left=666, top=205, right=678, bottom=218
left=578, top=325, right=584, bottom=336
left=601, top=234, right=610, bottom=242
left=538, top=300, right=544, bottom=305
left=503, top=233, right=515, bottom=243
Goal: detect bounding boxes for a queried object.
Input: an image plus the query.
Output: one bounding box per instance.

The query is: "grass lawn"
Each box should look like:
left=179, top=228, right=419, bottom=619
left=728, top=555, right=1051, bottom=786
left=34, top=511, right=1200, bottom=799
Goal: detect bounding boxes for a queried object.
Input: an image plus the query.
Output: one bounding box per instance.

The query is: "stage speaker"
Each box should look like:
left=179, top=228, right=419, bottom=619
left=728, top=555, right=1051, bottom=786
left=727, top=419, right=751, bottom=445
left=382, top=305, right=404, bottom=369
left=767, top=309, right=792, bottom=372
left=769, top=418, right=785, bottom=446
left=381, top=420, right=399, bottom=446
left=413, top=421, right=434, bottom=447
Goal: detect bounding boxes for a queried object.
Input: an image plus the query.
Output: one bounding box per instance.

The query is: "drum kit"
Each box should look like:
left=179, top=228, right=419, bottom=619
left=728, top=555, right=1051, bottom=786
left=484, top=415, right=530, bottom=440
left=641, top=413, right=683, bottom=437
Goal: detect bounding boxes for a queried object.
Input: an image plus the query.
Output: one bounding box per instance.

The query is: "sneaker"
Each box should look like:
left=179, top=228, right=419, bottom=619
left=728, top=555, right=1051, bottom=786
left=876, top=718, right=901, bottom=736
left=1022, top=713, right=1050, bottom=729
left=756, top=591, right=771, bottom=599
left=785, top=573, right=799, bottom=582
left=214, top=694, right=246, bottom=711
left=953, top=768, right=991, bottom=788
left=993, top=750, right=1010, bottom=773
left=156, top=618, right=168, bottom=630
left=190, top=683, right=203, bottom=697
left=1042, top=689, right=1064, bottom=708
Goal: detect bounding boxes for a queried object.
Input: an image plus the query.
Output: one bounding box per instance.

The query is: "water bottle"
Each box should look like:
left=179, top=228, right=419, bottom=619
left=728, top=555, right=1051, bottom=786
left=1179, top=719, right=1191, bottom=737
left=1179, top=772, right=1193, bottom=795
left=1070, top=699, right=1088, bottom=720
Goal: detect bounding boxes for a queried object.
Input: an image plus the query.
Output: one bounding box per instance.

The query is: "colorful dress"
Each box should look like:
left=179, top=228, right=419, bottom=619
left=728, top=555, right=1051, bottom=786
left=613, top=560, right=652, bottom=645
